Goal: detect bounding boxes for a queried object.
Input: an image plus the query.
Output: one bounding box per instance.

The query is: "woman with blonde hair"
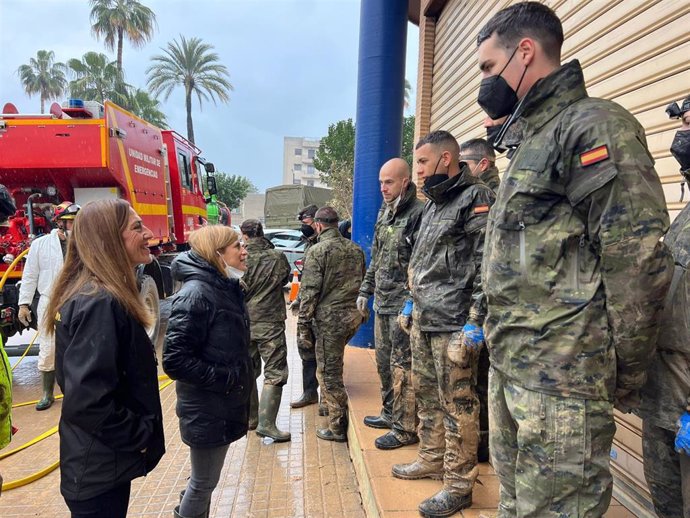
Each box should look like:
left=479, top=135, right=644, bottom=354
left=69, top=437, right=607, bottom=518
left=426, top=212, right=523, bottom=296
left=46, top=199, right=165, bottom=518
left=163, top=224, right=252, bottom=518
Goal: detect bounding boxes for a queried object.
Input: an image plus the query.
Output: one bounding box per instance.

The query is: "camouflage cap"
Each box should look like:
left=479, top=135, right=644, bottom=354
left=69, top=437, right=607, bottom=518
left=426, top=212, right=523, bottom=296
left=298, top=204, right=318, bottom=221
left=240, top=218, right=264, bottom=237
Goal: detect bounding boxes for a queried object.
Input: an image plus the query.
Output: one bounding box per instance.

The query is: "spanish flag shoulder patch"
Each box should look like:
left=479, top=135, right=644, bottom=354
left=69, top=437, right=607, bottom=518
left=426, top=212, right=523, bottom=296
left=579, top=145, right=609, bottom=167
left=473, top=204, right=490, bottom=215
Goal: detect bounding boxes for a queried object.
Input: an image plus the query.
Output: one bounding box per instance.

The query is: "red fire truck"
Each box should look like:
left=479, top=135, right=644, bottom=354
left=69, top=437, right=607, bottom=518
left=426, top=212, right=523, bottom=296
left=0, top=99, right=219, bottom=342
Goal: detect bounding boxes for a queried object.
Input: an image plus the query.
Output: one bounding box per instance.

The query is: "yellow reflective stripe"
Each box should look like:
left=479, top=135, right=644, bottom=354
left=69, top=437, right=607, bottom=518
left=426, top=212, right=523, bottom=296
left=182, top=204, right=207, bottom=217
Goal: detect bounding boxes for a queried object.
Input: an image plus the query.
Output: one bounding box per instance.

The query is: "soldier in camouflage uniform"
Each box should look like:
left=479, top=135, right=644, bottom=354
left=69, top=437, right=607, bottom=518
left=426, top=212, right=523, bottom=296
left=290, top=205, right=322, bottom=410
left=357, top=158, right=424, bottom=449
left=241, top=219, right=292, bottom=443
left=477, top=4, right=672, bottom=516
left=391, top=131, right=495, bottom=517
left=639, top=100, right=690, bottom=518
left=298, top=207, right=366, bottom=442
left=459, top=138, right=500, bottom=192
left=459, top=137, right=501, bottom=465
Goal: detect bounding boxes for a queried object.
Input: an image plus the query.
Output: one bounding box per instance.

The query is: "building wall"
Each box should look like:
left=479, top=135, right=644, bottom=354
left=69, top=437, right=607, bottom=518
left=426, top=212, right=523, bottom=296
left=233, top=192, right=266, bottom=226
left=282, top=136, right=327, bottom=188
left=414, top=0, right=690, bottom=513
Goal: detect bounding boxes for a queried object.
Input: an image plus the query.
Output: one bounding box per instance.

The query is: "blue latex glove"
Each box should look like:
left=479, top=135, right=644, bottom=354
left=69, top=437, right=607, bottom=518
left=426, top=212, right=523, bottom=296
left=462, top=323, right=484, bottom=351
left=397, top=299, right=414, bottom=335
left=675, top=412, right=690, bottom=455
left=401, top=299, right=413, bottom=317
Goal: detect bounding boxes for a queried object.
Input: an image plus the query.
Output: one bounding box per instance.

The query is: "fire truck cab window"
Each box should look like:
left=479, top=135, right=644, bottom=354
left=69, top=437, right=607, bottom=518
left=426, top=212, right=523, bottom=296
left=178, top=150, right=191, bottom=191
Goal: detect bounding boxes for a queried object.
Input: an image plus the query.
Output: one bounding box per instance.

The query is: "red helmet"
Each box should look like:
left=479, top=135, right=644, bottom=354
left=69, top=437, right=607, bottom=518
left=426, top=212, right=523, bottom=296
left=53, top=201, right=80, bottom=222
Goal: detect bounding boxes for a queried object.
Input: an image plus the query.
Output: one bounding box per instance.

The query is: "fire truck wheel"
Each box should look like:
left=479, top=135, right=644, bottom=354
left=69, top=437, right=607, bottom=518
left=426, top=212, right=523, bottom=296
left=140, top=275, right=161, bottom=346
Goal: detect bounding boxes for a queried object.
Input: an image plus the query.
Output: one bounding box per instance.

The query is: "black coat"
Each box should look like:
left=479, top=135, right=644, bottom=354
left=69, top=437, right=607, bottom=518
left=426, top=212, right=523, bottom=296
left=55, top=287, right=165, bottom=501
left=163, top=251, right=253, bottom=448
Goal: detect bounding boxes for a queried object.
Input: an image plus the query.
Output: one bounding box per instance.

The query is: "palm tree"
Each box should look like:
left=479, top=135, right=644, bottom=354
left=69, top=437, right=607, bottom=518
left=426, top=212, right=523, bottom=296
left=146, top=35, right=233, bottom=144
left=17, top=50, right=67, bottom=113
left=89, top=0, right=157, bottom=73
left=124, top=88, right=167, bottom=127
left=67, top=51, right=126, bottom=105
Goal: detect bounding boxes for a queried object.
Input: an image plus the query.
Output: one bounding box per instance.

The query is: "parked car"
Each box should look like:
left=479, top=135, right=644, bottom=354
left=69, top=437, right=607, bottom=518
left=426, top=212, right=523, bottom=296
left=264, top=229, right=306, bottom=274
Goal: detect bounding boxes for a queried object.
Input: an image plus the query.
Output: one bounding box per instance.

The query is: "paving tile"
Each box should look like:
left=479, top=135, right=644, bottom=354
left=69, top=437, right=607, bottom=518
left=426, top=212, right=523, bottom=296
left=0, top=309, right=365, bottom=517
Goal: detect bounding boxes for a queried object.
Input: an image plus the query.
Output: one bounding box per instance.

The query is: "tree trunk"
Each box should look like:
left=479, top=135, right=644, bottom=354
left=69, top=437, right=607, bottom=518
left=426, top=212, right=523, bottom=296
left=40, top=95, right=45, bottom=114
left=185, top=87, right=194, bottom=144
left=117, top=29, right=124, bottom=73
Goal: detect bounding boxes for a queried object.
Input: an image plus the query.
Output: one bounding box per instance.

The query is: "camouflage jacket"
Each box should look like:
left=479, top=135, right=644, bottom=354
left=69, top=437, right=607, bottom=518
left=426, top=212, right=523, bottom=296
left=480, top=163, right=501, bottom=192
left=243, top=237, right=291, bottom=323
left=359, top=182, right=424, bottom=314
left=299, top=227, right=366, bottom=323
left=483, top=60, right=672, bottom=401
left=640, top=204, right=690, bottom=429
left=408, top=167, right=494, bottom=332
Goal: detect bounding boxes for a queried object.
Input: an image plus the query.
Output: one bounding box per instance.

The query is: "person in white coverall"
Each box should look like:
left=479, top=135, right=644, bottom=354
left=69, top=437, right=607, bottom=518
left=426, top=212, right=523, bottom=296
left=18, top=201, right=80, bottom=410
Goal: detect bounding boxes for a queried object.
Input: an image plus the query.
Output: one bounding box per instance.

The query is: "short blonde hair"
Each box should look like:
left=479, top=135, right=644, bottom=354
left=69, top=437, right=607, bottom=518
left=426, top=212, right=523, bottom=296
left=188, top=225, right=239, bottom=276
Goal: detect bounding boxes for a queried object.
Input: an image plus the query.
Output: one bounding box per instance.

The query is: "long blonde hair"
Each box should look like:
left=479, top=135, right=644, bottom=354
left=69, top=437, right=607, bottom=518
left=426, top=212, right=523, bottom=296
left=44, top=199, right=152, bottom=334
left=187, top=225, right=239, bottom=277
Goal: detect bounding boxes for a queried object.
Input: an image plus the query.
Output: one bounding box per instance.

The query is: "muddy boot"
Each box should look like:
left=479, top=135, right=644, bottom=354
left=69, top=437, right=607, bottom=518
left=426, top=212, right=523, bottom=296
left=248, top=383, right=259, bottom=430
left=418, top=489, right=472, bottom=517
left=36, top=370, right=55, bottom=411
left=256, top=385, right=291, bottom=442
left=291, top=360, right=318, bottom=408
left=391, top=459, right=443, bottom=481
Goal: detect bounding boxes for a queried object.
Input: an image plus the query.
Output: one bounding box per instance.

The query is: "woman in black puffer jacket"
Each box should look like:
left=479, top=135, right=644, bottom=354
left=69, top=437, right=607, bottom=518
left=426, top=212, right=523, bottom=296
left=163, top=225, right=252, bottom=518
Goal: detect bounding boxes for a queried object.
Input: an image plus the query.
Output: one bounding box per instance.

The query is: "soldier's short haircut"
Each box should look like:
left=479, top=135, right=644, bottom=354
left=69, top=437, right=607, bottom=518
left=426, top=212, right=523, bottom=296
left=460, top=138, right=496, bottom=162
left=477, top=2, right=564, bottom=63
left=314, top=206, right=339, bottom=227
left=415, top=130, right=460, bottom=156
left=240, top=218, right=263, bottom=238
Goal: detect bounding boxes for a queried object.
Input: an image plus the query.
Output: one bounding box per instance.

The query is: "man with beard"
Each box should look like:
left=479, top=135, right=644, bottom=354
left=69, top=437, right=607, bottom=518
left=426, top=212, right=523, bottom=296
left=392, top=131, right=494, bottom=516
left=357, top=158, right=423, bottom=450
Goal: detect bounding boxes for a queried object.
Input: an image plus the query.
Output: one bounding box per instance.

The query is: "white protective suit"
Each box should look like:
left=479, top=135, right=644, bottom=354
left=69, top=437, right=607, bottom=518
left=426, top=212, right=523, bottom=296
left=18, top=229, right=64, bottom=371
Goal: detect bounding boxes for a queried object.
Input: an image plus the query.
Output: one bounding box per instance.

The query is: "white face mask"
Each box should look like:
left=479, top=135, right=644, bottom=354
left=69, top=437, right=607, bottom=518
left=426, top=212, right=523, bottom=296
left=217, top=251, right=245, bottom=279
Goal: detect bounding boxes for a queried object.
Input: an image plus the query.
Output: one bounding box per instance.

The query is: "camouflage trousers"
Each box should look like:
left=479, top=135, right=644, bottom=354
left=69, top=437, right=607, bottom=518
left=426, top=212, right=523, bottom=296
left=642, top=420, right=690, bottom=518
left=313, top=313, right=360, bottom=434
left=249, top=321, right=289, bottom=386
left=296, top=320, right=316, bottom=362
left=410, top=322, right=479, bottom=493
left=489, top=367, right=616, bottom=517
left=375, top=312, right=416, bottom=441
left=477, top=345, right=490, bottom=453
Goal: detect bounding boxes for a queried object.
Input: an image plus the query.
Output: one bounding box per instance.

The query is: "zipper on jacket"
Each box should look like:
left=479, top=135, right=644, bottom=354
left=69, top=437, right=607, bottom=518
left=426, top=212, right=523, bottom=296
left=518, top=220, right=526, bottom=274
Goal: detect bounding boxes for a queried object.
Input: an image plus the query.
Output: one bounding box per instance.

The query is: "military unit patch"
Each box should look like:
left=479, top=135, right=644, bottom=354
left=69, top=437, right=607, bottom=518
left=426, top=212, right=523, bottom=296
left=580, top=145, right=610, bottom=167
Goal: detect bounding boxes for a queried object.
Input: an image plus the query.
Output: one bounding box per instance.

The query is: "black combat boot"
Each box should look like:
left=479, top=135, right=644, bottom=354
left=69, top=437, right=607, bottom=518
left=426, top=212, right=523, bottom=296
left=291, top=360, right=318, bottom=408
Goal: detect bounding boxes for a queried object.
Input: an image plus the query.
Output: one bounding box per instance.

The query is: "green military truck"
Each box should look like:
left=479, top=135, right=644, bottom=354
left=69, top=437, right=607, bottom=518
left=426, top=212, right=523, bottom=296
left=264, top=185, right=333, bottom=230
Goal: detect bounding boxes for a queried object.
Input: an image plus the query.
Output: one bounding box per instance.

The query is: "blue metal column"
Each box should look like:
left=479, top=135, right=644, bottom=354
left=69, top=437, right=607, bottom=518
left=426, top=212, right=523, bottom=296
left=350, top=0, right=408, bottom=348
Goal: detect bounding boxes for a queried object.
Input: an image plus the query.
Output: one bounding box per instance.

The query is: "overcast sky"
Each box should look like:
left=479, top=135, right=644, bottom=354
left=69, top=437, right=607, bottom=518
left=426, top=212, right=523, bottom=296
left=0, top=0, right=419, bottom=191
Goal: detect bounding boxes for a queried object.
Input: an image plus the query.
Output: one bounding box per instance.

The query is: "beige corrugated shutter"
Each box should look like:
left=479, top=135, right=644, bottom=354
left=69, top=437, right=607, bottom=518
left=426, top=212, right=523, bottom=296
left=426, top=0, right=690, bottom=514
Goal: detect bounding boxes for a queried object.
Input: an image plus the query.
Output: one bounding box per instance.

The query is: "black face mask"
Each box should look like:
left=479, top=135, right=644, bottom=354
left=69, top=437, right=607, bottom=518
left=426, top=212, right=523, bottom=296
left=422, top=156, right=448, bottom=191
left=300, top=223, right=315, bottom=238
left=671, top=130, right=690, bottom=178
left=486, top=125, right=508, bottom=154
left=477, top=46, right=528, bottom=120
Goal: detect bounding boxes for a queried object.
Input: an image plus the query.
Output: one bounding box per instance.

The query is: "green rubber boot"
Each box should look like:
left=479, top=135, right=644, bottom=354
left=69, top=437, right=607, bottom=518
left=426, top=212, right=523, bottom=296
left=36, top=370, right=55, bottom=411
left=256, top=385, right=291, bottom=442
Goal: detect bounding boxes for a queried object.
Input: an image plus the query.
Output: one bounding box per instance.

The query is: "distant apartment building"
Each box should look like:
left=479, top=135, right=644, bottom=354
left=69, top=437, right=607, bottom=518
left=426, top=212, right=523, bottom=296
left=231, top=192, right=266, bottom=226
left=282, top=137, right=327, bottom=188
